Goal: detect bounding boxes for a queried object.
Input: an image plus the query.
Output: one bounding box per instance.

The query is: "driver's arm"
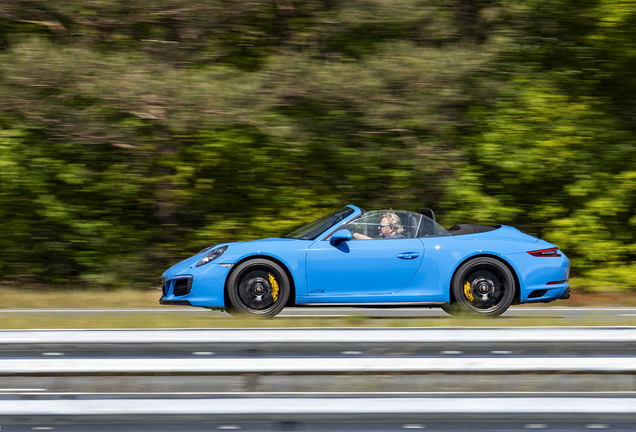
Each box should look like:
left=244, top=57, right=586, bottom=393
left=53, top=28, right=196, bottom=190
left=352, top=232, right=372, bottom=240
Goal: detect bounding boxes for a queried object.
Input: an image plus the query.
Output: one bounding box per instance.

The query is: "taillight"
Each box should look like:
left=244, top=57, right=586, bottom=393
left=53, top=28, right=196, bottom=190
left=546, top=280, right=566, bottom=285
left=528, top=247, right=561, bottom=257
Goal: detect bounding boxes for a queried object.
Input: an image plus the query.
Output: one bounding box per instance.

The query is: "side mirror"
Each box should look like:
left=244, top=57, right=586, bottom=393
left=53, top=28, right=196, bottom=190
left=330, top=229, right=352, bottom=246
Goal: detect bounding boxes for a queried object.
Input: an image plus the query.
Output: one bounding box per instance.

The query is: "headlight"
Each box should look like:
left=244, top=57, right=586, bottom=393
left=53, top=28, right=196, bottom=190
left=196, top=245, right=228, bottom=267
left=199, top=244, right=216, bottom=254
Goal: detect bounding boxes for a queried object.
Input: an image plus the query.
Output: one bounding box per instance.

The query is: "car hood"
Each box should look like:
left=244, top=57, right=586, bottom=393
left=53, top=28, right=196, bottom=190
left=162, top=254, right=202, bottom=277
left=163, top=237, right=300, bottom=277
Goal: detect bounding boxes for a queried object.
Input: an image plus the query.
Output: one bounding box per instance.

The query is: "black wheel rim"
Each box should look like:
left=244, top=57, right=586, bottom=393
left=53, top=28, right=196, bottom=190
left=235, top=266, right=282, bottom=312
left=460, top=265, right=508, bottom=313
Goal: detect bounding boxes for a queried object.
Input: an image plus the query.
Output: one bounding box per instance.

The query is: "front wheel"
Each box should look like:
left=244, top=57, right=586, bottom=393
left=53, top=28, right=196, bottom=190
left=226, top=259, right=290, bottom=317
left=448, top=257, right=516, bottom=317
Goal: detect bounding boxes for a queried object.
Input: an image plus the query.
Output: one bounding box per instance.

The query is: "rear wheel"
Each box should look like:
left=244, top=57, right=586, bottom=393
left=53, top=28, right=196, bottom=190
left=448, top=257, right=516, bottom=317
left=226, top=259, right=290, bottom=317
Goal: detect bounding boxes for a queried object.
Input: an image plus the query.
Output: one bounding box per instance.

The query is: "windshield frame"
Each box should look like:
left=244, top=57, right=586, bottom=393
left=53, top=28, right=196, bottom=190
left=283, top=206, right=359, bottom=240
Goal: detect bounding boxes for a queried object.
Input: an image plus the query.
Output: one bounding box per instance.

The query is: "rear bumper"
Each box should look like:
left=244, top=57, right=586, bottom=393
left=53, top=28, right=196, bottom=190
left=560, top=286, right=572, bottom=300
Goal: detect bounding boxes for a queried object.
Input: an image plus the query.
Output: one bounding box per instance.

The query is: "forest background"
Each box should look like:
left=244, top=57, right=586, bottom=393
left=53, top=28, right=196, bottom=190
left=1, top=0, right=635, bottom=292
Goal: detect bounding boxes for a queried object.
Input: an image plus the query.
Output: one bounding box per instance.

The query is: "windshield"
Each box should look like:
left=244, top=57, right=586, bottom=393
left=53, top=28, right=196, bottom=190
left=340, top=210, right=450, bottom=239
left=284, top=207, right=355, bottom=240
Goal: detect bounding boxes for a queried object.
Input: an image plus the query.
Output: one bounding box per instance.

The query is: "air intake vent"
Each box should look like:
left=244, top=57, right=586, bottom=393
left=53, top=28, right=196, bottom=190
left=173, top=278, right=193, bottom=297
left=528, top=289, right=548, bottom=299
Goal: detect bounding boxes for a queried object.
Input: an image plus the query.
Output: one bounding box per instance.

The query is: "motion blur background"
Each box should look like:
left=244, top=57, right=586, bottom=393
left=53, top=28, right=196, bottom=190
left=1, top=0, right=635, bottom=292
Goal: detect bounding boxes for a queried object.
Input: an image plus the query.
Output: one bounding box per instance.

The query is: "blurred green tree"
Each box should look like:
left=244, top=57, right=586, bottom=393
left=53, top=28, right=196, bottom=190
left=0, top=0, right=634, bottom=291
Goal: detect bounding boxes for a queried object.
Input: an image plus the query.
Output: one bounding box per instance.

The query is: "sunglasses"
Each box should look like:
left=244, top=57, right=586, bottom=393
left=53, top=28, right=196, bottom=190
left=378, top=224, right=391, bottom=229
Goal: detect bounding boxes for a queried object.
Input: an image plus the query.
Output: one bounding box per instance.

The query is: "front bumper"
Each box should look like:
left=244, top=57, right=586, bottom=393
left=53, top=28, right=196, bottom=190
left=159, top=263, right=231, bottom=308
left=159, top=298, right=192, bottom=306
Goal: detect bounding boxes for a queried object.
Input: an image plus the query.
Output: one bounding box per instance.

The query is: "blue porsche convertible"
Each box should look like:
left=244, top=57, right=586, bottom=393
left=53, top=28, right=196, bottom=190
left=160, top=205, right=570, bottom=316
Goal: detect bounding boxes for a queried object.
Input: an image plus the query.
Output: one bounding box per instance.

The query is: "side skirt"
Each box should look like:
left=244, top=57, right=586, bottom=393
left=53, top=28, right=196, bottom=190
left=293, top=302, right=449, bottom=309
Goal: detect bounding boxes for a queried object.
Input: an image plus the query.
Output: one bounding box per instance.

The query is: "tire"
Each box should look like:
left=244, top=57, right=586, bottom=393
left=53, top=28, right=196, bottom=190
left=440, top=302, right=468, bottom=316
left=450, top=257, right=516, bottom=317
left=226, top=259, right=290, bottom=317
left=224, top=307, right=241, bottom=317
left=440, top=303, right=458, bottom=316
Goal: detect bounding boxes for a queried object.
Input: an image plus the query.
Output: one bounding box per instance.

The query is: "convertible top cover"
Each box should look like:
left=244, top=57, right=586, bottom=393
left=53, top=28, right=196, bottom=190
left=448, top=224, right=500, bottom=236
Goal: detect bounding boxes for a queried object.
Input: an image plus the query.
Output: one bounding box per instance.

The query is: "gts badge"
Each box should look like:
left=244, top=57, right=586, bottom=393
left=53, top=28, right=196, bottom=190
left=310, top=289, right=325, bottom=294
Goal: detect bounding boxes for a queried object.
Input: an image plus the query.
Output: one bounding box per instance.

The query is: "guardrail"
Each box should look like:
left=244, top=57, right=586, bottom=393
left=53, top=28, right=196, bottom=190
left=2, top=327, right=636, bottom=344
left=2, top=327, right=636, bottom=427
left=3, top=356, right=636, bottom=376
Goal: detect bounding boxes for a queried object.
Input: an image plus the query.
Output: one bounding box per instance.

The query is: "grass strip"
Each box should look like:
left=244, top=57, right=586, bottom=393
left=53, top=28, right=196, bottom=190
left=0, top=288, right=161, bottom=309
left=2, top=312, right=636, bottom=329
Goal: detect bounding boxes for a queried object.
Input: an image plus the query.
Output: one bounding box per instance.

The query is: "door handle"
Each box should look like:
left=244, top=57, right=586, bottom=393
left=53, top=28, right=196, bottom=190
left=397, top=252, right=420, bottom=259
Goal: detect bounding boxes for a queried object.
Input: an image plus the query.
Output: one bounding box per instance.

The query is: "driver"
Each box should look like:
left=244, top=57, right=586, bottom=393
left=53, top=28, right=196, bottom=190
left=352, top=211, right=406, bottom=240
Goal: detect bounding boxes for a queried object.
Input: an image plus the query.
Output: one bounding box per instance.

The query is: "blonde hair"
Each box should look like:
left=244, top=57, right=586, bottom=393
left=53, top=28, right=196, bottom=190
left=382, top=212, right=404, bottom=234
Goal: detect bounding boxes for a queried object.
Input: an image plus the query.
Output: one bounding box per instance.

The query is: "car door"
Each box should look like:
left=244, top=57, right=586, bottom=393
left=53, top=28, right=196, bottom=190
left=305, top=211, right=424, bottom=297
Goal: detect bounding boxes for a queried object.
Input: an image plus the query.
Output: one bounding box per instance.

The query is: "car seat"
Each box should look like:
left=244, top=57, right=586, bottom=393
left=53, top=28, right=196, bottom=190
left=406, top=214, right=419, bottom=238
left=418, top=208, right=437, bottom=236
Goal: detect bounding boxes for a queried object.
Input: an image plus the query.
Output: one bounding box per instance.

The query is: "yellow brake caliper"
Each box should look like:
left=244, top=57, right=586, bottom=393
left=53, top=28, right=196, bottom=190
left=268, top=273, right=279, bottom=303
left=463, top=280, right=474, bottom=303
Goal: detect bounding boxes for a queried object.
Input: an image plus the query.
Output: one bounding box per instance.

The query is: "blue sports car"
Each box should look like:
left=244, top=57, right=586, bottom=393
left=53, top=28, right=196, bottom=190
left=160, top=205, right=570, bottom=317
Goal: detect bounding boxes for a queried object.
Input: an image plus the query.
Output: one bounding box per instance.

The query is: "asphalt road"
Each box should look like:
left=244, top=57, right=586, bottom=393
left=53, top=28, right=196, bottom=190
left=5, top=420, right=636, bottom=432
left=6, top=418, right=636, bottom=432
left=3, top=327, right=636, bottom=359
